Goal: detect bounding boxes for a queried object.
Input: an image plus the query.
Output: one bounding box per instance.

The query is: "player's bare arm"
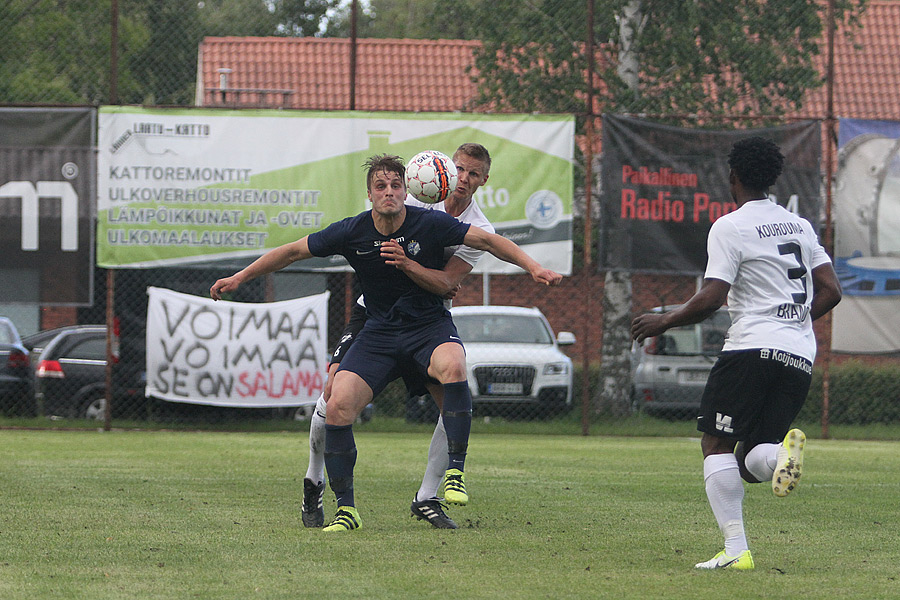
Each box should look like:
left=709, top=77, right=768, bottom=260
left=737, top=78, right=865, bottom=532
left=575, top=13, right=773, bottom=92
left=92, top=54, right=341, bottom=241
left=381, top=241, right=472, bottom=297
left=462, top=226, right=562, bottom=286
left=809, top=262, right=842, bottom=321
left=210, top=237, right=312, bottom=300
left=631, top=278, right=730, bottom=343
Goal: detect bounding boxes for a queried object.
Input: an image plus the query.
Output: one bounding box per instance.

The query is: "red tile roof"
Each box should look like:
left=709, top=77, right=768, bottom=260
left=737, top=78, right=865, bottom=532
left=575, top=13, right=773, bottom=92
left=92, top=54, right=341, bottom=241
left=196, top=37, right=479, bottom=112
left=197, top=2, right=900, bottom=120
left=802, top=1, right=900, bottom=120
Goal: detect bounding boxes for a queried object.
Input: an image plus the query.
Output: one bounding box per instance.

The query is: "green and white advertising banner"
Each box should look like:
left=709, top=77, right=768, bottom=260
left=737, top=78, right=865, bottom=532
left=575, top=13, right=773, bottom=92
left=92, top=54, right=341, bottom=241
left=98, top=107, right=574, bottom=274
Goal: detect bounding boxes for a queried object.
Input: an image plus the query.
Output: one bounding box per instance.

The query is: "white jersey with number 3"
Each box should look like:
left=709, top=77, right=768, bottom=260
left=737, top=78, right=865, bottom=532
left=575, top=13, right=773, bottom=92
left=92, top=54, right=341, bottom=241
left=704, top=198, right=831, bottom=361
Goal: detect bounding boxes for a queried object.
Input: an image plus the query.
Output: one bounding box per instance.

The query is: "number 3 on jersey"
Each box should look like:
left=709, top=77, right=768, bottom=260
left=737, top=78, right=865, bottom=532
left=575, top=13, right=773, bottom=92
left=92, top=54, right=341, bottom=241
left=778, top=242, right=808, bottom=304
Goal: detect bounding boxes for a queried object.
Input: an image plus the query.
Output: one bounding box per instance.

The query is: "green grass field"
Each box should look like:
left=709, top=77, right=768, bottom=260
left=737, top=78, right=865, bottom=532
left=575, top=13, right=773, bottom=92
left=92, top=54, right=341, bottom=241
left=1, top=428, right=897, bottom=599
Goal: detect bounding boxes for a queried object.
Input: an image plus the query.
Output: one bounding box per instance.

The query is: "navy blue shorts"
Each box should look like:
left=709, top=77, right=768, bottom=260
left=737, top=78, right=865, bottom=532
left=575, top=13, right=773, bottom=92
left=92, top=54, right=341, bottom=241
left=697, top=348, right=812, bottom=444
left=329, top=302, right=368, bottom=366
left=337, top=314, right=463, bottom=398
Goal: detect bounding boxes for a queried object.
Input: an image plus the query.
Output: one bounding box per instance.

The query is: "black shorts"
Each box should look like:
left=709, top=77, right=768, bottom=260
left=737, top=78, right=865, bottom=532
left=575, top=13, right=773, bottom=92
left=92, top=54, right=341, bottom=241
left=329, top=302, right=368, bottom=366
left=697, top=348, right=812, bottom=444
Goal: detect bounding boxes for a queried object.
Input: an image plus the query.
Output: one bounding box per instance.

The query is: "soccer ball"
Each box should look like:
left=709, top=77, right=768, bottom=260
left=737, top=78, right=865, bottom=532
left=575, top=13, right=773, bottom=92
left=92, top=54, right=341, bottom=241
left=405, top=150, right=458, bottom=204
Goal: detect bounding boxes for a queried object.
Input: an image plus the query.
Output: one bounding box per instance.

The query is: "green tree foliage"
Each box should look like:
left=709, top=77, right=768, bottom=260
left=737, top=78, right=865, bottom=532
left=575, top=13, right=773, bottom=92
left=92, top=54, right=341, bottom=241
left=0, top=0, right=125, bottom=104
left=272, top=0, right=338, bottom=37
left=198, top=0, right=280, bottom=37
left=350, top=0, right=473, bottom=39
left=124, top=0, right=203, bottom=105
left=459, top=0, right=866, bottom=120
left=0, top=0, right=335, bottom=105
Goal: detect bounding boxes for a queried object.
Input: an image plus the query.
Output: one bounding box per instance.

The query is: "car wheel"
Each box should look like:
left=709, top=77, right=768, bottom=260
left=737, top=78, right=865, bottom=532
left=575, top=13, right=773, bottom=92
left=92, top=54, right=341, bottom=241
left=82, top=395, right=107, bottom=421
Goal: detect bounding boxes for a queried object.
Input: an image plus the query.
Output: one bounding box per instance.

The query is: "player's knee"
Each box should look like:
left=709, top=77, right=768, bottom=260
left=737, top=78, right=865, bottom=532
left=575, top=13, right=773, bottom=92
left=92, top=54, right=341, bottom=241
left=431, top=360, right=467, bottom=384
left=429, top=343, right=468, bottom=383
left=325, top=398, right=357, bottom=426
left=738, top=460, right=761, bottom=483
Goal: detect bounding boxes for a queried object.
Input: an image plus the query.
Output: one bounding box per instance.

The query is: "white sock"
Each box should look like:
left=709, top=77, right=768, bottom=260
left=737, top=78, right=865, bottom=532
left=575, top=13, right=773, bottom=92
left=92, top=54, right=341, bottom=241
left=703, top=453, right=748, bottom=556
left=744, top=443, right=779, bottom=482
left=304, top=393, right=328, bottom=484
left=416, top=416, right=449, bottom=501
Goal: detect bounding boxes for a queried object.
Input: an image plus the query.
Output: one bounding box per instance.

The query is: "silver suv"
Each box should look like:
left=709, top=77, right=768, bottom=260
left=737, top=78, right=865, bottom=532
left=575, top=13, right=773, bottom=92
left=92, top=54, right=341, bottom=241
left=630, top=306, right=731, bottom=418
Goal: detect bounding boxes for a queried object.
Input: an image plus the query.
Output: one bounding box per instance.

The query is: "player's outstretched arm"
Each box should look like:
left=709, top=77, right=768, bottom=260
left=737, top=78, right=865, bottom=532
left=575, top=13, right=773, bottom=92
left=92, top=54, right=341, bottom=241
left=631, top=278, right=730, bottom=343
left=381, top=240, right=473, bottom=297
left=462, top=226, right=562, bottom=286
left=210, top=237, right=312, bottom=300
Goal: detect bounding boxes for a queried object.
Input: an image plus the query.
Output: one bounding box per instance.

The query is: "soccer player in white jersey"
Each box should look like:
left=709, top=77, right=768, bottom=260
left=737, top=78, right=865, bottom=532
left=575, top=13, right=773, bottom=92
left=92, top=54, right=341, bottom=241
left=631, top=137, right=842, bottom=570
left=302, top=143, right=495, bottom=529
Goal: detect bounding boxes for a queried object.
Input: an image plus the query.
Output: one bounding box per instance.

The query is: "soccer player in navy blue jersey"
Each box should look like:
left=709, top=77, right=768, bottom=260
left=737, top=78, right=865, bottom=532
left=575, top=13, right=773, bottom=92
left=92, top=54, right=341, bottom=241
left=303, top=143, right=497, bottom=531
left=211, top=154, right=561, bottom=531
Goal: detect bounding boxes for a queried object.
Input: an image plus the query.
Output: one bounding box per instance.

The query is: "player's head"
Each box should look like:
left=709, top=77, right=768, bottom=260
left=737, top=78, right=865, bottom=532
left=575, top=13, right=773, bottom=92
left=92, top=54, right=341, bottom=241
left=364, top=154, right=406, bottom=192
left=728, top=137, right=784, bottom=194
left=454, top=143, right=491, bottom=175
left=450, top=143, right=491, bottom=203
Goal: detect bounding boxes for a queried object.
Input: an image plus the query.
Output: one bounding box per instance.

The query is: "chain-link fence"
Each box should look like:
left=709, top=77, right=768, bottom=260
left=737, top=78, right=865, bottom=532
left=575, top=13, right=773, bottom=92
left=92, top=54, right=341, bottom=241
left=2, top=0, right=898, bottom=435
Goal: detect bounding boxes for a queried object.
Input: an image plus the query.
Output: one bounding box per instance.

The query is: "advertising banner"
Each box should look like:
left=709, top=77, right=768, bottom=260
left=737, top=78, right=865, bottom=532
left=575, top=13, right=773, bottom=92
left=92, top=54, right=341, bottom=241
left=145, top=287, right=329, bottom=407
left=0, top=107, right=95, bottom=304
left=832, top=118, right=900, bottom=353
left=98, top=107, right=574, bottom=274
left=599, top=115, right=822, bottom=274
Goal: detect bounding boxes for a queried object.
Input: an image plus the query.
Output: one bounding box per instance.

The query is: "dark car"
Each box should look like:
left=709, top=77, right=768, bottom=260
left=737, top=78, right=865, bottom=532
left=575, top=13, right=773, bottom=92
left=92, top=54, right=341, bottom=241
left=23, top=324, right=97, bottom=366
left=34, top=325, right=108, bottom=420
left=0, top=317, right=36, bottom=416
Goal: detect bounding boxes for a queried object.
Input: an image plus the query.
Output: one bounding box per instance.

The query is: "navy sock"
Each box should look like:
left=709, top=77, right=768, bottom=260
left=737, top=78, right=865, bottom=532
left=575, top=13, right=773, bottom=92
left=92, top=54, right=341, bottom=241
left=441, top=381, right=472, bottom=471
left=324, top=424, right=357, bottom=507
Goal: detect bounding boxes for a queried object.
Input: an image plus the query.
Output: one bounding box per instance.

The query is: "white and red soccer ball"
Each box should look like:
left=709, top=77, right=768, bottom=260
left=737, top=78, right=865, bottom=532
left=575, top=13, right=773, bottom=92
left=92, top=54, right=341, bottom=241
left=405, top=150, right=458, bottom=204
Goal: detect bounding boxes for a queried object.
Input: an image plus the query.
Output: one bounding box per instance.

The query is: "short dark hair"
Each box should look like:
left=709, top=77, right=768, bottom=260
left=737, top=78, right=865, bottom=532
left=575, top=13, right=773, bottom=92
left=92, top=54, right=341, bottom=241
left=454, top=143, right=491, bottom=173
left=363, top=154, right=405, bottom=191
left=727, top=136, right=784, bottom=192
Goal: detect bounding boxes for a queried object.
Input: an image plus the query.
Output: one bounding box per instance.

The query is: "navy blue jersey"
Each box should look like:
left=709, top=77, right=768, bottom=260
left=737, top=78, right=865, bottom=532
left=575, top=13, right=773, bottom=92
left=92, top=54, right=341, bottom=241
left=307, top=205, right=471, bottom=325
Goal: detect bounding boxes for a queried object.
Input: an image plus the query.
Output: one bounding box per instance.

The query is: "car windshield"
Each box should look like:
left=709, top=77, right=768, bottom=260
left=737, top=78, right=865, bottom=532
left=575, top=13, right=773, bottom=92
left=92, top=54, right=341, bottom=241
left=454, top=314, right=553, bottom=344
left=652, top=311, right=730, bottom=356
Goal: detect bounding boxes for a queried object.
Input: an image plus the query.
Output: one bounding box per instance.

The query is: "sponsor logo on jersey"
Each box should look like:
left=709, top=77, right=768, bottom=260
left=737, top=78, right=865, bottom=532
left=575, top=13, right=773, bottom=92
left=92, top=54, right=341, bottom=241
left=715, top=412, right=734, bottom=434
left=407, top=240, right=421, bottom=256
left=355, top=240, right=383, bottom=255
left=760, top=348, right=812, bottom=374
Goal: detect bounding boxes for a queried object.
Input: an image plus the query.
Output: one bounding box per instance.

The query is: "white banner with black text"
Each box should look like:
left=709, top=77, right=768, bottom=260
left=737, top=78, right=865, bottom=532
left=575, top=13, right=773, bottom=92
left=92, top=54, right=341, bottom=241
left=146, top=287, right=329, bottom=407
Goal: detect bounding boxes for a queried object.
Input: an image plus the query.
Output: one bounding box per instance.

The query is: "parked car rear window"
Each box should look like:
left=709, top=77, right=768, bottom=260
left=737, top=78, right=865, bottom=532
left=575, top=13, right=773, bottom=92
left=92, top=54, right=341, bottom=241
left=0, top=324, right=15, bottom=344
left=649, top=311, right=730, bottom=356
left=454, top=315, right=553, bottom=344
left=67, top=337, right=107, bottom=361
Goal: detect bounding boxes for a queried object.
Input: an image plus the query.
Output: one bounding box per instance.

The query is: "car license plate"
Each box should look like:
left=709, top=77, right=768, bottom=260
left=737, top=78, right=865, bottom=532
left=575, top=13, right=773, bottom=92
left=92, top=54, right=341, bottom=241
left=678, top=370, right=709, bottom=384
left=487, top=382, right=523, bottom=395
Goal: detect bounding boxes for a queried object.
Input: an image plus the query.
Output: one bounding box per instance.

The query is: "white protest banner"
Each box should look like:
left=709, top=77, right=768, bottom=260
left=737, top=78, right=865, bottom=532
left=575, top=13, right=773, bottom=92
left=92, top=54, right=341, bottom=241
left=146, top=287, right=329, bottom=407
